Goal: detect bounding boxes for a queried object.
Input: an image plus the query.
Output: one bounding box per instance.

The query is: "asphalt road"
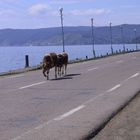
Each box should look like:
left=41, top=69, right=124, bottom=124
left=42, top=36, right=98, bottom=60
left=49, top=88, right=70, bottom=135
left=0, top=52, right=140, bottom=140
left=93, top=92, right=140, bottom=140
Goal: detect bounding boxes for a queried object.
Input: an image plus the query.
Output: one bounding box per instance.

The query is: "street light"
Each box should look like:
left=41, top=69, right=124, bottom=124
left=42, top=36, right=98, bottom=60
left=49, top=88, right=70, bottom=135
left=120, top=25, right=125, bottom=52
left=134, top=29, right=138, bottom=50
left=91, top=18, right=96, bottom=58
left=110, top=22, right=113, bottom=54
left=59, top=8, right=65, bottom=52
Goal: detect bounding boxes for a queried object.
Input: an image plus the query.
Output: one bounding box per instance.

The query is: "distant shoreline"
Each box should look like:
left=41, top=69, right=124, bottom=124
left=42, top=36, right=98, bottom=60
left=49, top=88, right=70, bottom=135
left=0, top=43, right=138, bottom=47
left=1, top=50, right=139, bottom=77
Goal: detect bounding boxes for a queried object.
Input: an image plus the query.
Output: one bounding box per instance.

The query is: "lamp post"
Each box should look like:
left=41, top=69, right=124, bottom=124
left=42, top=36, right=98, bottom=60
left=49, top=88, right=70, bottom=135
left=110, top=22, right=113, bottom=54
left=134, top=29, right=138, bottom=50
left=91, top=18, right=96, bottom=58
left=60, top=8, right=65, bottom=52
left=120, top=25, right=125, bottom=52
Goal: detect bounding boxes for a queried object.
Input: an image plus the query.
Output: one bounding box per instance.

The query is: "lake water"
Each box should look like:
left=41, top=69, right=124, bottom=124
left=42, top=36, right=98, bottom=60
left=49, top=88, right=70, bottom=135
left=0, top=44, right=139, bottom=73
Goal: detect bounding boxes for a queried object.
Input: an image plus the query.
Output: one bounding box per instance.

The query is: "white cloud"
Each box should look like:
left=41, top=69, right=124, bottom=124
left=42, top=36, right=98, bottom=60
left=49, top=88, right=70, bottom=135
left=70, top=8, right=111, bottom=16
left=0, top=0, right=18, bottom=2
left=50, top=0, right=79, bottom=4
left=51, top=11, right=59, bottom=16
left=50, top=0, right=93, bottom=5
left=0, top=9, right=15, bottom=15
left=29, top=3, right=51, bottom=16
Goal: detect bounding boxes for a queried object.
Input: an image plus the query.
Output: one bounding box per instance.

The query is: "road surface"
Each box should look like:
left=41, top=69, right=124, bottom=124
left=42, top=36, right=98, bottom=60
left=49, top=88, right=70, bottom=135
left=93, top=92, right=140, bottom=140
left=0, top=52, right=140, bottom=140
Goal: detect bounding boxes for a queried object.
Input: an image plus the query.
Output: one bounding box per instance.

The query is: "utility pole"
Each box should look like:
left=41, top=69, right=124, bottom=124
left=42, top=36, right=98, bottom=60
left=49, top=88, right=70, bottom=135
left=134, top=29, right=138, bottom=50
left=120, top=25, right=125, bottom=52
left=110, top=22, right=113, bottom=54
left=91, top=18, right=96, bottom=58
left=60, top=8, right=65, bottom=52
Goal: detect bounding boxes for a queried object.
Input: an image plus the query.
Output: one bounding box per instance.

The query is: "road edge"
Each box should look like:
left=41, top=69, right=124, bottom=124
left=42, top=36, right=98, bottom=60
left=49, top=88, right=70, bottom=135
left=83, top=90, right=140, bottom=140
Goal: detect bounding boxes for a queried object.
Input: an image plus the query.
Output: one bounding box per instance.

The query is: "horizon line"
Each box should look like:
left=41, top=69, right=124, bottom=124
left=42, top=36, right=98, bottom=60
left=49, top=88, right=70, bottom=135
left=0, top=24, right=140, bottom=30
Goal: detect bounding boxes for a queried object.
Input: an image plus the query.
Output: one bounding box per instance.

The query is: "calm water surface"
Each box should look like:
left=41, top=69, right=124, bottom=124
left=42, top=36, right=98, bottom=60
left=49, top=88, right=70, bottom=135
left=0, top=44, right=138, bottom=73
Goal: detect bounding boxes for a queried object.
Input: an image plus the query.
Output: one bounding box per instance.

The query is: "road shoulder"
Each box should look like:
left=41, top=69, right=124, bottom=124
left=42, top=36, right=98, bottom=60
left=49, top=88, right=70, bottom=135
left=92, top=92, right=140, bottom=140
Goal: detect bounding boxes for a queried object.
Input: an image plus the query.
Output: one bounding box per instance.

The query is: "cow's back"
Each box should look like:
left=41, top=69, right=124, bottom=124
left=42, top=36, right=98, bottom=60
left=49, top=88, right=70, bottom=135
left=62, top=52, right=68, bottom=64
left=57, top=54, right=64, bottom=67
left=43, top=52, right=57, bottom=68
left=49, top=53, right=57, bottom=66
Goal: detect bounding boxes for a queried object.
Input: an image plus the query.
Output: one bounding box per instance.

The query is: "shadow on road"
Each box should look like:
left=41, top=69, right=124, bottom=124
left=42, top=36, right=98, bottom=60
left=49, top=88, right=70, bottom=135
left=51, top=73, right=81, bottom=81
left=65, top=73, right=81, bottom=77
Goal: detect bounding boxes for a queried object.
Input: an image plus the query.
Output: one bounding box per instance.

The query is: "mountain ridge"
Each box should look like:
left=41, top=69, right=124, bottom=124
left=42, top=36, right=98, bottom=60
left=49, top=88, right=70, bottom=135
left=0, top=24, right=140, bottom=46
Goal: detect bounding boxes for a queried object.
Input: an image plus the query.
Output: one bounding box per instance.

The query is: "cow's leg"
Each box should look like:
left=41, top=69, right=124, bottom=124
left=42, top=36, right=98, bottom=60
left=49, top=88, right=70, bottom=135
left=65, top=64, right=67, bottom=75
left=43, top=68, right=47, bottom=77
left=55, top=66, right=57, bottom=79
left=59, top=66, right=62, bottom=76
left=62, top=65, right=64, bottom=75
left=58, top=67, right=60, bottom=76
left=46, top=69, right=50, bottom=80
left=57, top=66, right=59, bottom=75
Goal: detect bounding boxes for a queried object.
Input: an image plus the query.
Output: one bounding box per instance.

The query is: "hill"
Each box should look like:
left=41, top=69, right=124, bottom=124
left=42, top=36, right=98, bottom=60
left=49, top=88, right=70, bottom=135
left=0, top=24, right=140, bottom=46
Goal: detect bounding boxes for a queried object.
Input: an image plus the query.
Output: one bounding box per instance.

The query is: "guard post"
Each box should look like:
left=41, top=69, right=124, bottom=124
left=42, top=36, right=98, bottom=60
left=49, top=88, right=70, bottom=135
left=25, top=55, right=29, bottom=68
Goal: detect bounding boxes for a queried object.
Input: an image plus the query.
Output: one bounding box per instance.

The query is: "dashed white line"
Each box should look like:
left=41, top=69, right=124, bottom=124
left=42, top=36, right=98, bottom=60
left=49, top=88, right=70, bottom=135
left=12, top=130, right=33, bottom=140
left=88, top=67, right=99, bottom=72
left=12, top=71, right=140, bottom=140
left=54, top=105, right=85, bottom=121
left=122, top=73, right=140, bottom=83
left=130, top=73, right=139, bottom=78
left=11, top=105, right=85, bottom=140
left=107, top=84, right=121, bottom=92
left=84, top=92, right=108, bottom=105
left=132, top=57, right=137, bottom=59
left=34, top=120, right=53, bottom=130
left=19, top=81, right=46, bottom=89
left=7, top=74, right=24, bottom=79
left=116, top=60, right=123, bottom=64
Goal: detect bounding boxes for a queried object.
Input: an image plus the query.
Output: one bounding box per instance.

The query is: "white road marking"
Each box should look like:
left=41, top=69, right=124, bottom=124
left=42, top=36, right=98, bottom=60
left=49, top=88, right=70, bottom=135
left=11, top=105, right=85, bottom=140
left=107, top=84, right=121, bottom=92
left=54, top=105, right=85, bottom=121
left=12, top=130, right=34, bottom=140
left=116, top=60, right=123, bottom=64
left=12, top=71, right=140, bottom=140
left=132, top=57, right=137, bottom=59
left=11, top=119, right=51, bottom=140
left=84, top=92, right=108, bottom=105
left=122, top=73, right=140, bottom=83
left=34, top=120, right=53, bottom=130
left=85, top=72, right=139, bottom=104
left=88, top=67, right=99, bottom=72
left=130, top=73, right=139, bottom=78
left=7, top=74, right=24, bottom=79
left=19, top=81, right=46, bottom=89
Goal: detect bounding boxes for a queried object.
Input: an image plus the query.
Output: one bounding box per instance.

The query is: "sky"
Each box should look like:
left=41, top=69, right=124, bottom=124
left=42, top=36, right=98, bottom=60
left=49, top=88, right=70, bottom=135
left=0, top=0, right=140, bottom=29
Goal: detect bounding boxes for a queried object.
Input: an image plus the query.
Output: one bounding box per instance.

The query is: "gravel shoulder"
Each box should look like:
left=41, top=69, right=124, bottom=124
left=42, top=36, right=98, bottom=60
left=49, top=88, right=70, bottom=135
left=92, top=92, right=140, bottom=140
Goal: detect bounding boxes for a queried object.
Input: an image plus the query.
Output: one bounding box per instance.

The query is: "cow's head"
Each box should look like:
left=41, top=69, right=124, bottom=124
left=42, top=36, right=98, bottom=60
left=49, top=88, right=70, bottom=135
left=42, top=55, right=52, bottom=79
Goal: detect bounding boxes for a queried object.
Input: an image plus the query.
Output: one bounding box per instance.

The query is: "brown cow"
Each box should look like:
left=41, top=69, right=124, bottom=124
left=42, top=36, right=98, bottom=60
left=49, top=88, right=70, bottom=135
left=42, top=52, right=57, bottom=80
left=57, top=52, right=68, bottom=76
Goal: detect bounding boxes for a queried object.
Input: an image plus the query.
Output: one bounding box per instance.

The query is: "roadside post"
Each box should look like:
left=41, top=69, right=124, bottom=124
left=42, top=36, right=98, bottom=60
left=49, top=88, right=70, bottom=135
left=110, top=22, right=113, bottom=54
left=25, top=55, right=29, bottom=68
left=120, top=25, right=125, bottom=52
left=134, top=29, right=138, bottom=50
left=91, top=18, right=96, bottom=58
left=60, top=8, right=65, bottom=52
